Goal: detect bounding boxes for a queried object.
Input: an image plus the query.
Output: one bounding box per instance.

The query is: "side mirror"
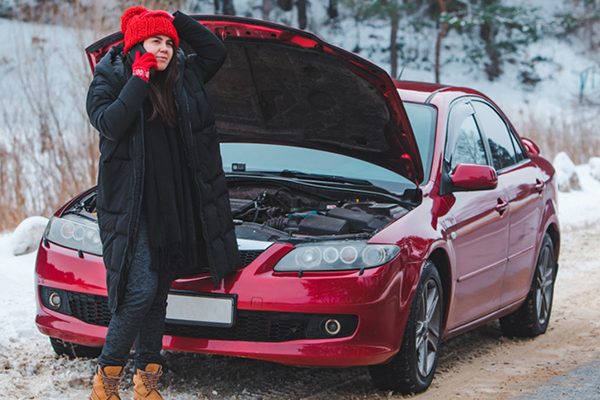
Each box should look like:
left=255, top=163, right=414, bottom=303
left=450, top=164, right=498, bottom=191
left=521, top=137, right=540, bottom=156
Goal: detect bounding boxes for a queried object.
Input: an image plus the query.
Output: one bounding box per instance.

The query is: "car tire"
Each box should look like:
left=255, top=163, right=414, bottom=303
left=369, top=260, right=443, bottom=394
left=500, top=233, right=557, bottom=337
left=50, top=337, right=102, bottom=359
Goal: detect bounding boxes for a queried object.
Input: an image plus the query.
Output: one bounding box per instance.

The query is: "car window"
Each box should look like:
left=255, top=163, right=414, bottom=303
left=472, top=101, right=517, bottom=171
left=450, top=115, right=488, bottom=170
left=404, top=103, right=436, bottom=183
left=509, top=130, right=526, bottom=162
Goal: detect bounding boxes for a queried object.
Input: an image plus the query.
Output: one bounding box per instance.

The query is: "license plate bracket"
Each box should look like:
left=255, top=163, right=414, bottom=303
left=165, top=291, right=236, bottom=328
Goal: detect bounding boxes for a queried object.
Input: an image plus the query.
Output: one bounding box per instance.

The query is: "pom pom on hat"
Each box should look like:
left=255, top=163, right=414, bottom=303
left=120, top=6, right=146, bottom=33
left=120, top=6, right=179, bottom=55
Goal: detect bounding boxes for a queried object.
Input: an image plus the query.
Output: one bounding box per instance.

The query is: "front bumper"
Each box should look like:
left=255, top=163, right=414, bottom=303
left=35, top=240, right=414, bottom=367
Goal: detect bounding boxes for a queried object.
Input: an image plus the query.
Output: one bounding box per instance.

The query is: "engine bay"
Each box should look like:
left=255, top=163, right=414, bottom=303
left=227, top=182, right=408, bottom=240
left=75, top=181, right=410, bottom=243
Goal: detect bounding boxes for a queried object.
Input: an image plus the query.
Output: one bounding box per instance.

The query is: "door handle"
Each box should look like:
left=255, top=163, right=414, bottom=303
left=535, top=179, right=545, bottom=193
left=495, top=198, right=509, bottom=215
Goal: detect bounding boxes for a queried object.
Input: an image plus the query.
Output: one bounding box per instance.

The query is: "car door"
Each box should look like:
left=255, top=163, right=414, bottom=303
left=443, top=100, right=510, bottom=330
left=472, top=100, right=544, bottom=307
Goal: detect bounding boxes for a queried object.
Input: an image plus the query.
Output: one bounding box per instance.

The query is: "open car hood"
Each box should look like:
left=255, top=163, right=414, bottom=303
left=85, top=15, right=423, bottom=184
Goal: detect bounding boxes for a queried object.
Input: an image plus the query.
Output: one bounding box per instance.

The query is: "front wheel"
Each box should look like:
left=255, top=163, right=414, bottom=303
left=50, top=338, right=102, bottom=359
left=369, top=260, right=443, bottom=394
left=500, top=233, right=557, bottom=337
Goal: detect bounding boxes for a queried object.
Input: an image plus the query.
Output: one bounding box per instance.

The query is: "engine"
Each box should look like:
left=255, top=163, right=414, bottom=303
left=228, top=184, right=407, bottom=238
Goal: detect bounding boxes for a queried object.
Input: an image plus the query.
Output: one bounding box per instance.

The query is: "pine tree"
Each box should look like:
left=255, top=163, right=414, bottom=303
left=435, top=0, right=544, bottom=82
left=556, top=0, right=600, bottom=51
left=340, top=0, right=418, bottom=78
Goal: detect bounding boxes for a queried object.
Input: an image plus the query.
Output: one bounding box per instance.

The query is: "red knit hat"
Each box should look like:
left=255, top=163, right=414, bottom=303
left=120, top=6, right=179, bottom=55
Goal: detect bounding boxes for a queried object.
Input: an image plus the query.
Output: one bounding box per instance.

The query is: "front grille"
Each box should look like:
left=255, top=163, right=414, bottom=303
left=166, top=310, right=310, bottom=341
left=40, top=286, right=358, bottom=342
left=186, top=249, right=264, bottom=274
left=68, top=291, right=112, bottom=326
left=239, top=250, right=264, bottom=265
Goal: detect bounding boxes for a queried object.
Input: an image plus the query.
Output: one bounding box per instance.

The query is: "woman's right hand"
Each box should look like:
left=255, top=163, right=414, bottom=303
left=132, top=51, right=158, bottom=82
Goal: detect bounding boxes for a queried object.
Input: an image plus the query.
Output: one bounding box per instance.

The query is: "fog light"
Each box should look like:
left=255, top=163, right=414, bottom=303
left=324, top=319, right=341, bottom=335
left=48, top=292, right=62, bottom=309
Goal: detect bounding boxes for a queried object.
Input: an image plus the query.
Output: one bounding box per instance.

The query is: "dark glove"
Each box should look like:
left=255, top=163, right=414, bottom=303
left=131, top=51, right=158, bottom=82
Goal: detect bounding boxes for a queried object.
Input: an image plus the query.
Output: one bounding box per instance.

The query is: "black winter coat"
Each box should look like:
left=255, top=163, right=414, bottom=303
left=86, top=11, right=241, bottom=313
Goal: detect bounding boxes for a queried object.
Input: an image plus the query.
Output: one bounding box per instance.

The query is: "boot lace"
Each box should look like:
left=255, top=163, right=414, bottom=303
left=139, top=368, right=162, bottom=392
left=100, top=370, right=122, bottom=396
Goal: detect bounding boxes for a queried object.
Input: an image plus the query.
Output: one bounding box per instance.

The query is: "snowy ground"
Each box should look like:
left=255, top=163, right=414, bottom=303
left=0, top=164, right=599, bottom=399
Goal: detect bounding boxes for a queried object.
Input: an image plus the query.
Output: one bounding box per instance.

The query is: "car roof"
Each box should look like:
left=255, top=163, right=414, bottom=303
left=393, top=80, right=489, bottom=104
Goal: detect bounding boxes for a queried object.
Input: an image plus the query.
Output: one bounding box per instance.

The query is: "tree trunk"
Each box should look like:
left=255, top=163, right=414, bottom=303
left=390, top=6, right=399, bottom=78
left=434, top=0, right=449, bottom=84
left=297, top=0, right=307, bottom=29
left=277, top=0, right=293, bottom=11
left=222, top=0, right=236, bottom=15
left=262, top=0, right=272, bottom=20
left=480, top=0, right=501, bottom=81
left=327, top=0, right=338, bottom=19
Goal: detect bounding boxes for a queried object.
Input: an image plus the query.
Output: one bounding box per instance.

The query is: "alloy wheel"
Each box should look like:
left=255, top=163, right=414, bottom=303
left=535, top=244, right=554, bottom=325
left=415, top=278, right=442, bottom=378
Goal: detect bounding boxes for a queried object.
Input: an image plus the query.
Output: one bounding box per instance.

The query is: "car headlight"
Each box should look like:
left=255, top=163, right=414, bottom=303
left=274, top=240, right=400, bottom=272
left=43, top=215, right=102, bottom=256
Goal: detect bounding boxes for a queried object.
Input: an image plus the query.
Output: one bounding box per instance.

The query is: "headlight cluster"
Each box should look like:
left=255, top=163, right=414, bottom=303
left=274, top=240, right=399, bottom=272
left=44, top=215, right=102, bottom=256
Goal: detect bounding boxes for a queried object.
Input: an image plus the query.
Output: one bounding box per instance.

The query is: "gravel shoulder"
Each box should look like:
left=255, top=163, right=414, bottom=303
left=0, top=224, right=599, bottom=400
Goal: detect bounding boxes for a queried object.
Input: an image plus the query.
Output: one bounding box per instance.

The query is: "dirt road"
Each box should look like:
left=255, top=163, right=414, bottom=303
left=1, top=224, right=599, bottom=400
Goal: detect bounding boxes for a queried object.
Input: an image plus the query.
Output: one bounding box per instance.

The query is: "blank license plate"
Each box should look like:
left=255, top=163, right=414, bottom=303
left=166, top=293, right=235, bottom=327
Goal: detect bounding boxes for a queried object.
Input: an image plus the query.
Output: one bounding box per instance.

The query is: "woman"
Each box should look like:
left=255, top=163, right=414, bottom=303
left=86, top=6, right=241, bottom=400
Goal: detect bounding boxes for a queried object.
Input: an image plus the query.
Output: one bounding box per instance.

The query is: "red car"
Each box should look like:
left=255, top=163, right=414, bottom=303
left=35, top=15, right=559, bottom=394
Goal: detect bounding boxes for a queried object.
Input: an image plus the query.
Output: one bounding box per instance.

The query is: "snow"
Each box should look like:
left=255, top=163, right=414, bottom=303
left=553, top=152, right=581, bottom=192
left=557, top=163, right=600, bottom=230
left=0, top=17, right=95, bottom=142
left=0, top=231, right=39, bottom=349
left=588, top=157, right=600, bottom=181
left=10, top=215, right=48, bottom=256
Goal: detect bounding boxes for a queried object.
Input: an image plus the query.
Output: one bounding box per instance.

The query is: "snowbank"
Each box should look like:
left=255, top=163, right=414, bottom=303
left=553, top=152, right=581, bottom=192
left=11, top=216, right=48, bottom=256
left=0, top=232, right=39, bottom=349
left=589, top=157, right=600, bottom=181
left=557, top=163, right=600, bottom=230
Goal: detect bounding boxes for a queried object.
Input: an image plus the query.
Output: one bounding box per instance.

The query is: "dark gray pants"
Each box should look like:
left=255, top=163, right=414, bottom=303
left=98, top=217, right=172, bottom=370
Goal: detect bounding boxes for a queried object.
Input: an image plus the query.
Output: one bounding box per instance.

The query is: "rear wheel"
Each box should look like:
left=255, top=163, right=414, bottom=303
left=500, top=233, right=557, bottom=337
left=50, top=338, right=102, bottom=359
left=369, top=260, right=443, bottom=394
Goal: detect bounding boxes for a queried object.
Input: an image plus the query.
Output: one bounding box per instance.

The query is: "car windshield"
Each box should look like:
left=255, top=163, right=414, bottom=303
left=220, top=103, right=436, bottom=193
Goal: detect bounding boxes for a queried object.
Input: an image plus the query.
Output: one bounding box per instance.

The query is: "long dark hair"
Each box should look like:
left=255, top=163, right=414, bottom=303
left=147, top=55, right=179, bottom=126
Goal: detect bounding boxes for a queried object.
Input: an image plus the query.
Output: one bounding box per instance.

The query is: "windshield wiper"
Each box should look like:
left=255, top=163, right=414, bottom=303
left=277, top=170, right=373, bottom=185
left=227, top=169, right=373, bottom=185
left=226, top=169, right=411, bottom=203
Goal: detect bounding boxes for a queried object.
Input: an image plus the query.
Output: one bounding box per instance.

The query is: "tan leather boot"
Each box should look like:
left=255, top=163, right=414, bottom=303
left=90, top=365, right=124, bottom=400
left=133, top=363, right=164, bottom=400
